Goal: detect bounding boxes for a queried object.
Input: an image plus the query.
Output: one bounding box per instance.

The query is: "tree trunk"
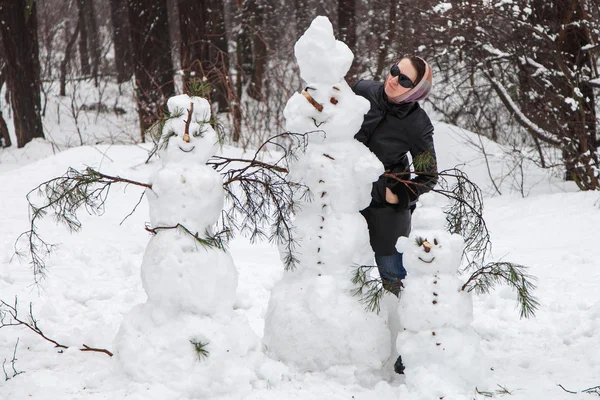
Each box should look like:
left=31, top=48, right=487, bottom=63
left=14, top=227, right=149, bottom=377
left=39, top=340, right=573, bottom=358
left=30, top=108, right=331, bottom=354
left=77, top=0, right=91, bottom=76
left=178, top=0, right=206, bottom=83
left=0, top=109, right=10, bottom=147
left=338, top=0, right=357, bottom=82
left=528, top=0, right=599, bottom=189
left=0, top=65, right=10, bottom=147
left=86, top=0, right=101, bottom=85
left=374, top=0, right=396, bottom=81
left=246, top=0, right=266, bottom=100
left=232, top=2, right=252, bottom=142
left=60, top=21, right=81, bottom=96
left=294, top=0, right=313, bottom=36
left=179, top=0, right=230, bottom=111
left=128, top=0, right=175, bottom=141
left=109, top=0, right=133, bottom=83
left=0, top=0, right=45, bottom=148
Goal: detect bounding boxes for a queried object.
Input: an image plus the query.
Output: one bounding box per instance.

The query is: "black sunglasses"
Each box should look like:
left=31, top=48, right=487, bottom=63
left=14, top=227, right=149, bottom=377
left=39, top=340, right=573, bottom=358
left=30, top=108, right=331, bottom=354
left=390, top=64, right=415, bottom=89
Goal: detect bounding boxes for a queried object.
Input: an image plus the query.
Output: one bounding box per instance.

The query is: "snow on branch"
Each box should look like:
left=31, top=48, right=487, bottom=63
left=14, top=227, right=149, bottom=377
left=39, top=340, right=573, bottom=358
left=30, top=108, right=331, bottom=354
left=484, top=71, right=561, bottom=146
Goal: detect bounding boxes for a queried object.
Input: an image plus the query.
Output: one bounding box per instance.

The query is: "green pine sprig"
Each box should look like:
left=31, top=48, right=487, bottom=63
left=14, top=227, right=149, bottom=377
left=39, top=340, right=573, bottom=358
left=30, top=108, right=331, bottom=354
left=462, top=261, right=539, bottom=318
left=350, top=265, right=387, bottom=314
left=190, top=339, right=210, bottom=361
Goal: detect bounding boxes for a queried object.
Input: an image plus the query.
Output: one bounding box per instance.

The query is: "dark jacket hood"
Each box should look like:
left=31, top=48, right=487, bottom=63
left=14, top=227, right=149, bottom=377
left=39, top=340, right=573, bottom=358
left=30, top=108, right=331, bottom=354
left=377, top=84, right=419, bottom=119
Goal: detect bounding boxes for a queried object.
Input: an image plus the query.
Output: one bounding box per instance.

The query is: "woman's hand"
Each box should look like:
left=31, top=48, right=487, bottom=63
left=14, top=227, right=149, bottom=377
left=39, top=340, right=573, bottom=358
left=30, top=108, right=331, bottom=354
left=385, top=187, right=399, bottom=204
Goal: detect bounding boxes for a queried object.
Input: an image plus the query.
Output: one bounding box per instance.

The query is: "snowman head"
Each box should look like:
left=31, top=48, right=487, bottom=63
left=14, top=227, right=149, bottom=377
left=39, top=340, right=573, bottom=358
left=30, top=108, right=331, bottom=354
left=159, top=94, right=219, bottom=165
left=396, top=230, right=464, bottom=276
left=295, top=16, right=353, bottom=84
left=283, top=80, right=370, bottom=143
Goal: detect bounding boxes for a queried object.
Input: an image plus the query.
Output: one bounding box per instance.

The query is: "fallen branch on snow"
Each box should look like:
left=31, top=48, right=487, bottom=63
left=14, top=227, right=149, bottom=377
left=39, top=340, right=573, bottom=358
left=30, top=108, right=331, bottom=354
left=0, top=297, right=113, bottom=357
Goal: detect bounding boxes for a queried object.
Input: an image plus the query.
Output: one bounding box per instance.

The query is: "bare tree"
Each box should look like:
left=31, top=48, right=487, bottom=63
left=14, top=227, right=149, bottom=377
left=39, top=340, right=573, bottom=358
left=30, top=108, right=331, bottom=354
left=338, top=0, right=358, bottom=81
left=84, top=0, right=102, bottom=84
left=109, top=0, right=133, bottom=83
left=127, top=0, right=175, bottom=141
left=0, top=0, right=45, bottom=148
left=179, top=0, right=229, bottom=111
left=77, top=0, right=91, bottom=75
left=420, top=0, right=600, bottom=190
left=60, top=20, right=81, bottom=96
left=246, top=0, right=267, bottom=100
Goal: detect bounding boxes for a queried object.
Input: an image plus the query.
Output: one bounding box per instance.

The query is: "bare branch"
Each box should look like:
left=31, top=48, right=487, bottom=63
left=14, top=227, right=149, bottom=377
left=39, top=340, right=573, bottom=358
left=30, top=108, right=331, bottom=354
left=0, top=297, right=113, bottom=357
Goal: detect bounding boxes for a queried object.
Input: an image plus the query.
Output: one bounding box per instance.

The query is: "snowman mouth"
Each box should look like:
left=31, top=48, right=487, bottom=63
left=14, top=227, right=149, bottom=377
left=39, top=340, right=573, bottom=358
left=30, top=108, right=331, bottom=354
left=418, top=257, right=435, bottom=264
left=178, top=145, right=195, bottom=153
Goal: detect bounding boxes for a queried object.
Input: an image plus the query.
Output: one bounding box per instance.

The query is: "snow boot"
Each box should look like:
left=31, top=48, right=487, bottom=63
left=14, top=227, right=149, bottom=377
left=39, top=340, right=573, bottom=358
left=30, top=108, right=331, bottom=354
left=394, top=355, right=405, bottom=374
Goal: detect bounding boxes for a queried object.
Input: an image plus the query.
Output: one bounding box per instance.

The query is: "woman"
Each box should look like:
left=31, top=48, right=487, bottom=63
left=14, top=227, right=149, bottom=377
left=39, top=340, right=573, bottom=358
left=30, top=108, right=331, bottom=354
left=352, top=55, right=438, bottom=296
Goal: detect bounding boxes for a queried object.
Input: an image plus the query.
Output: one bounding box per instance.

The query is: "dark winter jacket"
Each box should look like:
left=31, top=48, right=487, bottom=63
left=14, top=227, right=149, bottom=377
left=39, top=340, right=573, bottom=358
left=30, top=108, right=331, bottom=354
left=352, top=79, right=438, bottom=255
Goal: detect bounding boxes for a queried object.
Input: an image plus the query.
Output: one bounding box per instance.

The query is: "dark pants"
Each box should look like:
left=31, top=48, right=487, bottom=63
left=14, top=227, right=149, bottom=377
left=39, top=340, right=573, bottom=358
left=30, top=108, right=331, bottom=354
left=360, top=205, right=411, bottom=255
left=361, top=204, right=411, bottom=296
left=375, top=252, right=406, bottom=296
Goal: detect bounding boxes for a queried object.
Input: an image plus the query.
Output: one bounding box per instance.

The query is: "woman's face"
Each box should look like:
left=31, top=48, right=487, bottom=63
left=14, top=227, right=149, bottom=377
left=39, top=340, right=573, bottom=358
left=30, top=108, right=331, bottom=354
left=384, top=58, right=418, bottom=99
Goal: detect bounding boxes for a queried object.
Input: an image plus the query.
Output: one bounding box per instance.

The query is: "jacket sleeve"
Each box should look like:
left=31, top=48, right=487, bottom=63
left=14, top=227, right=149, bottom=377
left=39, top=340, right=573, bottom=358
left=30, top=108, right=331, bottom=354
left=388, top=124, right=438, bottom=208
left=351, top=79, right=367, bottom=96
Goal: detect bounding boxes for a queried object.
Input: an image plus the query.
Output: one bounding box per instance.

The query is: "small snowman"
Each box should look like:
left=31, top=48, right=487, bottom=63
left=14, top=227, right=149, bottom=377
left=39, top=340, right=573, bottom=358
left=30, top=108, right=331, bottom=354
left=395, top=200, right=487, bottom=398
left=114, top=95, right=260, bottom=397
left=262, top=16, right=391, bottom=372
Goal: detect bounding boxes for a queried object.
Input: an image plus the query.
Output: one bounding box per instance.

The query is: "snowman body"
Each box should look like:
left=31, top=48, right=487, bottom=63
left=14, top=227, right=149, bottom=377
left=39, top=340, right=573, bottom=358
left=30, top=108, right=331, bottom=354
left=263, top=16, right=391, bottom=372
left=114, top=95, right=259, bottom=396
left=396, top=229, right=486, bottom=398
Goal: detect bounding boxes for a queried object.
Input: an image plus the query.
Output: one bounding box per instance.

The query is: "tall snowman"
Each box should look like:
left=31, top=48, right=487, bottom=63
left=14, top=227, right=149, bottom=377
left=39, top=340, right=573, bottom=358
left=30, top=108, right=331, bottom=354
left=263, top=16, right=392, bottom=372
left=114, top=95, right=259, bottom=397
left=396, top=193, right=488, bottom=399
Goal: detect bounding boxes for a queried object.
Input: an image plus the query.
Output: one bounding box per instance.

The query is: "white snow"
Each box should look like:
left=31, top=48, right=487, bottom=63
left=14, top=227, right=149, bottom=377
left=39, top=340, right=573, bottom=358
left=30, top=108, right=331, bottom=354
left=1, top=120, right=599, bottom=399
left=1, top=15, right=599, bottom=400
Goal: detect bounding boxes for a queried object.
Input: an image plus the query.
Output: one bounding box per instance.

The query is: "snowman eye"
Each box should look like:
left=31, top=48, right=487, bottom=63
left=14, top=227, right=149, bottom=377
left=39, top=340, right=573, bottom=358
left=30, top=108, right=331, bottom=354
left=434, top=238, right=438, bottom=245
left=193, top=131, right=202, bottom=137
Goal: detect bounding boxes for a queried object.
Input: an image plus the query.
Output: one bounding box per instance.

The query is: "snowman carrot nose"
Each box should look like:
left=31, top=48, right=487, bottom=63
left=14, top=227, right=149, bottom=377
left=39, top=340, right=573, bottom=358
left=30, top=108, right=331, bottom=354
left=422, top=240, right=433, bottom=253
left=302, top=90, right=324, bottom=112
left=183, top=102, right=193, bottom=143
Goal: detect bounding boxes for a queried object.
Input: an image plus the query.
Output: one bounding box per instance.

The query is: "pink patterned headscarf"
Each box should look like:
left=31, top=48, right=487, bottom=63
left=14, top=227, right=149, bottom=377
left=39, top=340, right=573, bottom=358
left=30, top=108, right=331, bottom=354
left=388, top=57, right=433, bottom=104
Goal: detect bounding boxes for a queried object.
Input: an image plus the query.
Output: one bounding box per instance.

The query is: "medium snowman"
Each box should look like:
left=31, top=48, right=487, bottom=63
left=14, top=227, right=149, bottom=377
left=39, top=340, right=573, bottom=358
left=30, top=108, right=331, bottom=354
left=395, top=225, right=487, bottom=399
left=114, top=95, right=260, bottom=397
left=262, top=16, right=392, bottom=372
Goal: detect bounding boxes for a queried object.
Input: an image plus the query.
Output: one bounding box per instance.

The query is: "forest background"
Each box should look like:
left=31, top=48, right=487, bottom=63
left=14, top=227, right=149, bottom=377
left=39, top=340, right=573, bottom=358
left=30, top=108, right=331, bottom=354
left=1, top=0, right=599, bottom=192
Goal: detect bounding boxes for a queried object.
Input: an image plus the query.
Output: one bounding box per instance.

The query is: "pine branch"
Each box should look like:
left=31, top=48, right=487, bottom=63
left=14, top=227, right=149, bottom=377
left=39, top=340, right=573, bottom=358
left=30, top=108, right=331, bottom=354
left=0, top=297, right=113, bottom=357
left=14, top=167, right=151, bottom=283
left=349, top=265, right=400, bottom=314
left=144, top=223, right=228, bottom=251
left=210, top=131, right=313, bottom=270
left=462, top=262, right=539, bottom=319
left=558, top=383, right=600, bottom=396
left=476, top=384, right=514, bottom=397
left=384, top=167, right=538, bottom=318
left=190, top=339, right=210, bottom=361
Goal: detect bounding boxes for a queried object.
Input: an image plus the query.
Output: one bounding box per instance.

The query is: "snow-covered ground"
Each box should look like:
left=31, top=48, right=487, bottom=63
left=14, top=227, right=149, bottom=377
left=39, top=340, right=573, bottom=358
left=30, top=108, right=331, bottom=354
left=1, top=111, right=600, bottom=399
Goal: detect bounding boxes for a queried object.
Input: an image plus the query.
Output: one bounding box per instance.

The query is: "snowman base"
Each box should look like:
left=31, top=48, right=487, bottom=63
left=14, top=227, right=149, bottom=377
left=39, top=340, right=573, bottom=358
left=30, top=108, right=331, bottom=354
left=263, top=274, right=391, bottom=372
left=114, top=303, right=260, bottom=396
